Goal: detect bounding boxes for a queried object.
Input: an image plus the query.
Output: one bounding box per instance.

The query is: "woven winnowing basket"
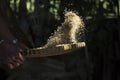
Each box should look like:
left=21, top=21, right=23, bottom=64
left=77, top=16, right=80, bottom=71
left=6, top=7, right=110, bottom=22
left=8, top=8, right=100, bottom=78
left=22, top=42, right=85, bottom=58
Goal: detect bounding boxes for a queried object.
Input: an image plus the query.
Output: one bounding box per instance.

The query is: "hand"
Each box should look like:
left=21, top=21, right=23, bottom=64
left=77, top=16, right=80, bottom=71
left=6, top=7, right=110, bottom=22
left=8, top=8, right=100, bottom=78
left=0, top=41, right=28, bottom=69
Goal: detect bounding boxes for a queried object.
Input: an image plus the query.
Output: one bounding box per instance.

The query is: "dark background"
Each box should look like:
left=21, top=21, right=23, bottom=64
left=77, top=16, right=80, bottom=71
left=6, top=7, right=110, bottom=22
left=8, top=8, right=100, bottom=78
left=0, top=0, right=120, bottom=80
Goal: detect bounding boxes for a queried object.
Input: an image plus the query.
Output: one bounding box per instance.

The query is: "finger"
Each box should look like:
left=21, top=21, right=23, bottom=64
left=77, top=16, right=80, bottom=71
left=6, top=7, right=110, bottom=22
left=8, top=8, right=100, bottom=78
left=17, top=53, right=24, bottom=61
left=13, top=61, right=21, bottom=67
left=11, top=56, right=22, bottom=66
left=8, top=53, right=24, bottom=67
left=12, top=52, right=24, bottom=62
left=8, top=63, right=15, bottom=69
left=7, top=57, right=19, bottom=68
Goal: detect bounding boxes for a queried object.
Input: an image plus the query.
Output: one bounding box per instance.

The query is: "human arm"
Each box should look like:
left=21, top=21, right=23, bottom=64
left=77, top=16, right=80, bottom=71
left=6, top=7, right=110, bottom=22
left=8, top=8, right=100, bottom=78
left=0, top=15, right=28, bottom=69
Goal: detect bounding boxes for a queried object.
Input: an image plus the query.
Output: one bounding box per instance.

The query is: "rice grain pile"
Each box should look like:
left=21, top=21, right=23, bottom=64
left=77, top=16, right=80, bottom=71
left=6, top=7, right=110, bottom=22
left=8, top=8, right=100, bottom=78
left=44, top=11, right=85, bottom=48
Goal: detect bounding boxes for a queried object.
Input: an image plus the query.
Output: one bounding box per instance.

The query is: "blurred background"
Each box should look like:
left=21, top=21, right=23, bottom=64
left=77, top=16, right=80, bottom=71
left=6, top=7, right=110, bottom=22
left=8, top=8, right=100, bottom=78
left=0, top=0, right=120, bottom=80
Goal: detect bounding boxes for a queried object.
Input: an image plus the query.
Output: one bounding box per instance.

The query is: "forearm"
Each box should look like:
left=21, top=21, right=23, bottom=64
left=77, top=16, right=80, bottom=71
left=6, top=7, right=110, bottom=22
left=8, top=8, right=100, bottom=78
left=0, top=14, right=27, bottom=70
left=0, top=16, right=16, bottom=40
